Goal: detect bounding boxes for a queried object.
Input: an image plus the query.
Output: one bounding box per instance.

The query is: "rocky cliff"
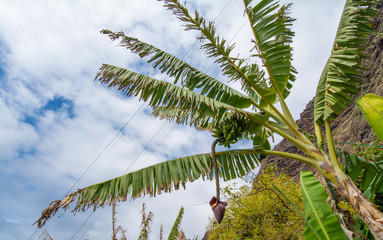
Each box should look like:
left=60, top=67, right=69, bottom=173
left=260, top=1, right=383, bottom=181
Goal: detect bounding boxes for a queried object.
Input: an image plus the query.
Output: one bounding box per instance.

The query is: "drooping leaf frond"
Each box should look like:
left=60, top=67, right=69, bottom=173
left=167, top=206, right=184, bottom=240
left=244, top=0, right=296, bottom=99
left=95, top=64, right=252, bottom=127
left=314, top=0, right=377, bottom=125
left=36, top=149, right=262, bottom=228
left=101, top=30, right=253, bottom=109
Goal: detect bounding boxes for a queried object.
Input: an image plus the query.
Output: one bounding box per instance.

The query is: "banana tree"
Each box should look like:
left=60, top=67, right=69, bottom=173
left=36, top=0, right=383, bottom=237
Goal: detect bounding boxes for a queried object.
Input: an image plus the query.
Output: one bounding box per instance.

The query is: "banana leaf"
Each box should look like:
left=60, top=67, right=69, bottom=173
left=356, top=93, right=383, bottom=142
left=300, top=171, right=346, bottom=240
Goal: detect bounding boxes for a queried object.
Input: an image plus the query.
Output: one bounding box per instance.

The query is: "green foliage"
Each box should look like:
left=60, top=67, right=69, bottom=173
left=356, top=94, right=383, bottom=142
left=133, top=204, right=188, bottom=240
left=272, top=183, right=323, bottom=239
left=138, top=204, right=154, bottom=240
left=353, top=140, right=383, bottom=167
left=95, top=64, right=240, bottom=130
left=35, top=149, right=262, bottom=225
left=300, top=171, right=346, bottom=240
left=244, top=0, right=296, bottom=101
left=168, top=207, right=185, bottom=240
left=206, top=168, right=304, bottom=240
left=100, top=30, right=253, bottom=109
left=337, top=146, right=383, bottom=239
left=342, top=150, right=383, bottom=203
left=341, top=143, right=383, bottom=213
left=252, top=130, right=271, bottom=151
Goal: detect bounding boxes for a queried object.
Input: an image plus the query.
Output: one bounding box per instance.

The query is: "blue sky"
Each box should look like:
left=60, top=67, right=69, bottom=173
left=0, top=0, right=346, bottom=239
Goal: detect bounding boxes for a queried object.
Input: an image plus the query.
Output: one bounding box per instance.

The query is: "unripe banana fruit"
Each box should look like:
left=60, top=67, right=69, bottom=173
left=212, top=115, right=248, bottom=148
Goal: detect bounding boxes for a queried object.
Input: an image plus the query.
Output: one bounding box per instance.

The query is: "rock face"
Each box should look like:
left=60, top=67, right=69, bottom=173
left=260, top=1, right=383, bottom=181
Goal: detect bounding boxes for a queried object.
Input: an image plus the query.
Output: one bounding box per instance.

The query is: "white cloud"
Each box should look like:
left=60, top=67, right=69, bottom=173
left=0, top=98, right=39, bottom=159
left=0, top=0, right=347, bottom=239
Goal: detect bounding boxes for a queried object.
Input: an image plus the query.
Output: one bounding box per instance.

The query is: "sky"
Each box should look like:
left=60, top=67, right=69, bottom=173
left=0, top=0, right=346, bottom=239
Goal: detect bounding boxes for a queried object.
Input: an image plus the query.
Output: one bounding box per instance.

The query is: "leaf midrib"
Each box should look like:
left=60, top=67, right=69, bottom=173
left=301, top=177, right=331, bottom=240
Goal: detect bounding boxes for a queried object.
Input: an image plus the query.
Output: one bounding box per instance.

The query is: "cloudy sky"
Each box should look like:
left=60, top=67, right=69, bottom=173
left=0, top=0, right=346, bottom=239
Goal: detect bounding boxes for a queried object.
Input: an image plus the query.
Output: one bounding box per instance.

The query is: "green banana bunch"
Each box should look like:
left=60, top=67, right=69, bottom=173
left=212, top=115, right=248, bottom=148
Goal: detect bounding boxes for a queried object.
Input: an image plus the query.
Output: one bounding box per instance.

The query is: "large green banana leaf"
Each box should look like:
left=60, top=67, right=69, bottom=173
left=356, top=93, right=383, bottom=142
left=272, top=183, right=322, bottom=240
left=300, top=171, right=346, bottom=240
left=36, top=149, right=261, bottom=228
left=96, top=64, right=253, bottom=129
left=314, top=0, right=376, bottom=125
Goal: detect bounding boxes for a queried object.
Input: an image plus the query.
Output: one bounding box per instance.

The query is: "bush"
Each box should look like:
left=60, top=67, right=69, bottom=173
left=206, top=167, right=305, bottom=240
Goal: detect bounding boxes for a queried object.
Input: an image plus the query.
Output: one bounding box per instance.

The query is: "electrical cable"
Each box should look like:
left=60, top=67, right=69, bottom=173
left=27, top=228, right=39, bottom=240
left=28, top=103, right=142, bottom=240
left=335, top=142, right=383, bottom=148
left=78, top=208, right=107, bottom=240
left=123, top=120, right=167, bottom=174
left=70, top=211, right=95, bottom=240
left=66, top=102, right=146, bottom=195
left=229, top=20, right=249, bottom=45
left=136, top=123, right=177, bottom=169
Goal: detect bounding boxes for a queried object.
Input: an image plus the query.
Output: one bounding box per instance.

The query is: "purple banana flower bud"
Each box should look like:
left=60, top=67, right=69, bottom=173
left=209, top=196, right=228, bottom=224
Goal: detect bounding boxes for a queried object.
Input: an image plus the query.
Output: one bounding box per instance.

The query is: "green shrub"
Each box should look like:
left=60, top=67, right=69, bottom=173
left=207, top=168, right=304, bottom=240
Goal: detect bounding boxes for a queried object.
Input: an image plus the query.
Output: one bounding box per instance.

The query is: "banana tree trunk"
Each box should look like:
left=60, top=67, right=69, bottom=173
left=330, top=166, right=383, bottom=239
